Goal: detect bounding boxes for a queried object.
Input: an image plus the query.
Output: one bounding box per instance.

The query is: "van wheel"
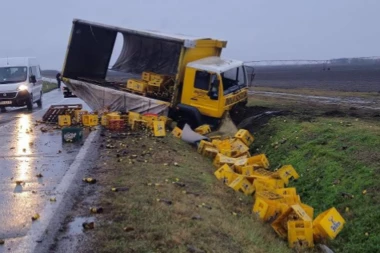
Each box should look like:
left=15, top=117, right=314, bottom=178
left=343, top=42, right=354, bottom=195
left=27, top=94, right=33, bottom=111
left=36, top=92, right=42, bottom=108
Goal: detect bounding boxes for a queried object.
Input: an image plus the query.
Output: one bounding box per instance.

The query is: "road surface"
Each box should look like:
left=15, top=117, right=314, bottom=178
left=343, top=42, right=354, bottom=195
left=0, top=89, right=90, bottom=252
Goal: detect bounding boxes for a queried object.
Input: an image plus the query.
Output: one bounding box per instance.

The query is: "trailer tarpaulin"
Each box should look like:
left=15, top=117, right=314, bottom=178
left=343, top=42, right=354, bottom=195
left=112, top=33, right=182, bottom=75
left=65, top=79, right=170, bottom=115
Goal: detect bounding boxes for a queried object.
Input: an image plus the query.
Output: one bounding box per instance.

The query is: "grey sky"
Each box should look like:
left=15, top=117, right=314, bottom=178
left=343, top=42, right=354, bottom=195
left=1, top=0, right=379, bottom=70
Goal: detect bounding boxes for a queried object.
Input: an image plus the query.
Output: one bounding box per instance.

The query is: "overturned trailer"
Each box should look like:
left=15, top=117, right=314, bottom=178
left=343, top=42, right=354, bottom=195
left=62, top=19, right=249, bottom=129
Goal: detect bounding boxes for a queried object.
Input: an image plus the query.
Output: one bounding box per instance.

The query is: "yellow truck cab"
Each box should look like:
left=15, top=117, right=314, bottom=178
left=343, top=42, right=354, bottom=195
left=61, top=19, right=248, bottom=129
left=178, top=56, right=248, bottom=127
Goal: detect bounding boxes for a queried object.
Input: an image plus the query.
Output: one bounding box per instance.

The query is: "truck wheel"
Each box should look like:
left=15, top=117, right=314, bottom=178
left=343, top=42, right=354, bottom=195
left=36, top=92, right=43, bottom=108
left=27, top=94, right=33, bottom=111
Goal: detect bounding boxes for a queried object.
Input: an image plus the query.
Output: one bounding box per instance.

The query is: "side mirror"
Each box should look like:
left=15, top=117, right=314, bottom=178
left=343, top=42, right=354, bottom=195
left=30, top=75, right=37, bottom=84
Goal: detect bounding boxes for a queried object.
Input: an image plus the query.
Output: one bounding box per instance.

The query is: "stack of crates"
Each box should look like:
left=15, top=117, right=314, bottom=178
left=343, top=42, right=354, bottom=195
left=82, top=114, right=99, bottom=127
left=75, top=110, right=88, bottom=124
left=142, top=71, right=171, bottom=94
left=127, top=79, right=148, bottom=95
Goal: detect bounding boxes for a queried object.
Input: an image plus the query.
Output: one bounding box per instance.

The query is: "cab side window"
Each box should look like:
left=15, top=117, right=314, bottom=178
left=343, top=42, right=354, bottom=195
left=194, top=71, right=210, bottom=90
left=31, top=66, right=40, bottom=78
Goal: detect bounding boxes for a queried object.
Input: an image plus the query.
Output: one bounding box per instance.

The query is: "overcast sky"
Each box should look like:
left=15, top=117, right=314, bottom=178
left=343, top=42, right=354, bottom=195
left=0, top=0, right=379, bottom=70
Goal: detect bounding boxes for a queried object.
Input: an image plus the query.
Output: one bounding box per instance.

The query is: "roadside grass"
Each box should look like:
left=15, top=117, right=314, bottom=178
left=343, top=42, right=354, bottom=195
left=248, top=98, right=380, bottom=252
left=82, top=132, right=290, bottom=253
left=42, top=81, right=57, bottom=93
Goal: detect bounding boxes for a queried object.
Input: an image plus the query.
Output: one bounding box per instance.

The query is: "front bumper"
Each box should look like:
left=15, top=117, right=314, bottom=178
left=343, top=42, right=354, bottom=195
left=0, top=90, right=31, bottom=107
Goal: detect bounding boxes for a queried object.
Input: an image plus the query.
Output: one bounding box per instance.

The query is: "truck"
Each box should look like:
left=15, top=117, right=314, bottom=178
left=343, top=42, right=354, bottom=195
left=61, top=19, right=248, bottom=129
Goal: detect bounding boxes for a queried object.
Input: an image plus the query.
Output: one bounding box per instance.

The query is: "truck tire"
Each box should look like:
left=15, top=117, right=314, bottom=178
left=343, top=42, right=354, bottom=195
left=36, top=92, right=43, bottom=108
left=27, top=93, right=33, bottom=111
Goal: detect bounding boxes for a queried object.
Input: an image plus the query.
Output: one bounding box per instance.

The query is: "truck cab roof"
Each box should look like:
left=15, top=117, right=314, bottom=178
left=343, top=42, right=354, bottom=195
left=0, top=57, right=39, bottom=67
left=187, top=56, right=243, bottom=73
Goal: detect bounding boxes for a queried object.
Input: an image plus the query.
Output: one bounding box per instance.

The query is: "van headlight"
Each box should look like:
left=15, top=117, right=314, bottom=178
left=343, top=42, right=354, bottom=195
left=18, top=85, right=28, bottom=91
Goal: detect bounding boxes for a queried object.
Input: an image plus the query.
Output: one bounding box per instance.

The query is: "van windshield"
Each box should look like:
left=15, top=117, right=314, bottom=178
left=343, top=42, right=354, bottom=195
left=0, top=67, right=28, bottom=84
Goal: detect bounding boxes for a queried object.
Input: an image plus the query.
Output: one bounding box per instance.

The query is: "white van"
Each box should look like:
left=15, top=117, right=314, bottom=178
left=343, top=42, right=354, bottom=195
left=0, top=57, right=43, bottom=112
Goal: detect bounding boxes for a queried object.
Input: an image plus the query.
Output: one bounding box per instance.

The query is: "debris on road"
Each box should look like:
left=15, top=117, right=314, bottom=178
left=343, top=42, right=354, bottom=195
left=90, top=207, right=104, bottom=214
left=83, top=178, right=97, bottom=184
left=82, top=221, right=95, bottom=230
left=31, top=213, right=40, bottom=221
left=0, top=239, right=4, bottom=245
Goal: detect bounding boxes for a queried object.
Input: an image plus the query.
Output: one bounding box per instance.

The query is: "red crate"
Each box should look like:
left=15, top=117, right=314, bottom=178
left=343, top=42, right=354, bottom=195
left=108, top=119, right=125, bottom=130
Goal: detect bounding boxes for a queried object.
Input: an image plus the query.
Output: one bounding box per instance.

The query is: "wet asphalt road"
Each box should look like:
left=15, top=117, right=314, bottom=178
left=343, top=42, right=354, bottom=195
left=0, top=89, right=90, bottom=252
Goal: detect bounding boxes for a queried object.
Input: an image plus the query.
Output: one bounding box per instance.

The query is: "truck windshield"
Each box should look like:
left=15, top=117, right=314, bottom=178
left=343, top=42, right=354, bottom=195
left=221, top=66, right=247, bottom=95
left=0, top=67, right=28, bottom=84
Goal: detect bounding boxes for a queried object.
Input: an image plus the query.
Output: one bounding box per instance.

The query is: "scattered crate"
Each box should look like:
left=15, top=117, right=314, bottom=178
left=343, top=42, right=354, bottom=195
left=42, top=104, right=82, bottom=123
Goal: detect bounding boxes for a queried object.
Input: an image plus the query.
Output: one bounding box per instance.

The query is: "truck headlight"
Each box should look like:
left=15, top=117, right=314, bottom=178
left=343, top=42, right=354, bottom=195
left=18, top=85, right=28, bottom=91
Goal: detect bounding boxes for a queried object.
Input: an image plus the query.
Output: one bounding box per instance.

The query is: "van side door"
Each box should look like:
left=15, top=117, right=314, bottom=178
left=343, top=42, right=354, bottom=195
left=30, top=66, right=43, bottom=101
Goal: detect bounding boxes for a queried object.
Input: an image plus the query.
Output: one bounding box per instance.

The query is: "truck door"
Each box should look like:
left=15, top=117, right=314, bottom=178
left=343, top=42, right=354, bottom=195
left=189, top=70, right=220, bottom=117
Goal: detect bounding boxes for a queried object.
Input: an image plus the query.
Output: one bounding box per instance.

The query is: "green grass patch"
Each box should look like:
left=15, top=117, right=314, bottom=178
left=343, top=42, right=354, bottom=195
left=42, top=81, right=58, bottom=93
left=251, top=115, right=380, bottom=252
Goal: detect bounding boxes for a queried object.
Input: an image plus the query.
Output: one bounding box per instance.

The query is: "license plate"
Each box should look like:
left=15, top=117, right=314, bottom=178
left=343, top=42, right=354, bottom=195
left=0, top=101, right=12, bottom=105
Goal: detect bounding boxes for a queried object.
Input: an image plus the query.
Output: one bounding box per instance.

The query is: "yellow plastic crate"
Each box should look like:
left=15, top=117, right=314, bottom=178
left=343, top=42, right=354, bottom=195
left=107, top=112, right=120, bottom=121
left=287, top=221, right=314, bottom=248
left=247, top=154, right=270, bottom=169
left=127, top=79, right=148, bottom=94
left=230, top=139, right=249, bottom=158
left=213, top=153, right=237, bottom=168
left=158, top=115, right=172, bottom=127
left=275, top=188, right=301, bottom=205
left=82, top=114, right=99, bottom=127
left=153, top=120, right=166, bottom=137
left=101, top=115, right=108, bottom=126
left=254, top=179, right=285, bottom=192
left=142, top=114, right=158, bottom=129
left=195, top=124, right=212, bottom=135
left=241, top=165, right=255, bottom=177
left=58, top=115, right=71, bottom=127
left=235, top=129, right=254, bottom=146
left=131, top=119, right=148, bottom=130
left=276, top=165, right=300, bottom=185
left=252, top=196, right=284, bottom=222
left=233, top=157, right=248, bottom=173
left=141, top=71, right=153, bottom=81
left=222, top=171, right=239, bottom=185
left=313, top=207, right=345, bottom=240
left=74, top=110, right=88, bottom=123
left=228, top=175, right=255, bottom=195
left=197, top=140, right=212, bottom=154
left=128, top=111, right=141, bottom=126
left=203, top=147, right=219, bottom=159
left=271, top=204, right=312, bottom=239
left=301, top=203, right=314, bottom=220
left=171, top=127, right=182, bottom=138
left=252, top=168, right=277, bottom=180
left=214, top=164, right=234, bottom=180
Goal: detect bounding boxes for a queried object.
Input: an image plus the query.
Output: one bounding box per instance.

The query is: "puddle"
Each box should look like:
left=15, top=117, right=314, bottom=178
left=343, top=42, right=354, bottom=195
left=68, top=216, right=95, bottom=235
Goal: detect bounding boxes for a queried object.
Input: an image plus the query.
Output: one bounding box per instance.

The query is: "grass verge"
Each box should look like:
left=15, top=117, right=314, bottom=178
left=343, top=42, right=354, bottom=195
left=76, top=131, right=290, bottom=253
left=248, top=98, right=380, bottom=253
left=42, top=81, right=58, bottom=93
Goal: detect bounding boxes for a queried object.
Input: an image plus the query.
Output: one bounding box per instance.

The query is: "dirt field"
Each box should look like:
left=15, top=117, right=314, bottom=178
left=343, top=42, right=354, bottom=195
left=249, top=64, right=380, bottom=92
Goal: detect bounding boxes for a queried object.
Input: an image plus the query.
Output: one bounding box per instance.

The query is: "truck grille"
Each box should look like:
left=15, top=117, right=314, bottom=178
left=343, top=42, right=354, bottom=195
left=0, top=92, right=17, bottom=99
